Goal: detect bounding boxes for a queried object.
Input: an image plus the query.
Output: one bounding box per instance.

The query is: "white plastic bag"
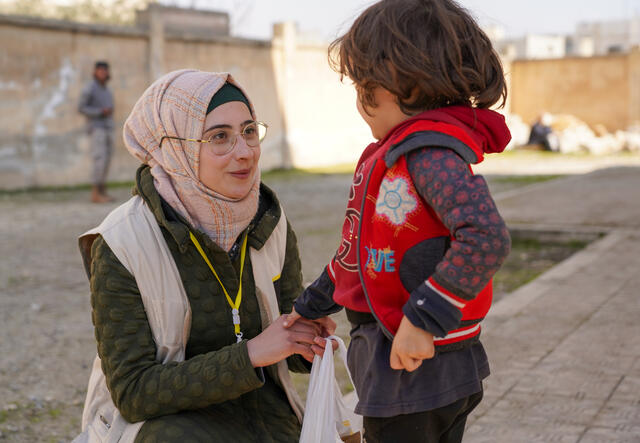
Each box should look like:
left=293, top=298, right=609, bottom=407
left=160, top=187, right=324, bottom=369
left=299, top=335, right=363, bottom=443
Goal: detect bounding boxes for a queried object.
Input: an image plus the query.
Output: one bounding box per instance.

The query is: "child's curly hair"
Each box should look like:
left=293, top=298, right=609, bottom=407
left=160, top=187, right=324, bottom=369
left=329, top=0, right=507, bottom=114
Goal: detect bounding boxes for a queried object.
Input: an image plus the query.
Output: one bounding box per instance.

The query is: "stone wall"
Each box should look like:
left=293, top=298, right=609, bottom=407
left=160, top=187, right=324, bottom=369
left=509, top=50, right=640, bottom=131
left=2, top=7, right=639, bottom=190
left=0, top=11, right=369, bottom=190
left=270, top=23, right=370, bottom=169
left=0, top=15, right=150, bottom=189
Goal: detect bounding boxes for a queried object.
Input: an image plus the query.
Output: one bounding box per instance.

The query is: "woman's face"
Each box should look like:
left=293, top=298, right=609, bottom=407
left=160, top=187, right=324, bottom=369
left=198, top=101, right=261, bottom=199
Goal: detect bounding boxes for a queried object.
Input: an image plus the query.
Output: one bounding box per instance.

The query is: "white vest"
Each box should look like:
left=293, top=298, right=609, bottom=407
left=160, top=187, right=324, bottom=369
left=74, top=196, right=304, bottom=443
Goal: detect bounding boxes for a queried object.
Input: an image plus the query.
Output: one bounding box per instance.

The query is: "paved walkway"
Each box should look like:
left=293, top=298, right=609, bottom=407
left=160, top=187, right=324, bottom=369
left=465, top=167, right=640, bottom=442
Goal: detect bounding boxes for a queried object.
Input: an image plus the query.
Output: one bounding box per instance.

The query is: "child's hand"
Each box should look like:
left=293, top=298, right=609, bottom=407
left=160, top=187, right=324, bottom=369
left=284, top=309, right=337, bottom=337
left=284, top=308, right=338, bottom=356
left=389, top=316, right=435, bottom=372
left=311, top=336, right=339, bottom=356
left=283, top=309, right=302, bottom=328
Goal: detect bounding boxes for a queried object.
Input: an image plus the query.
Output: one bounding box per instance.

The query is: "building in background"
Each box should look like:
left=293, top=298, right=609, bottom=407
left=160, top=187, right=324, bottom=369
left=489, top=16, right=640, bottom=60
left=509, top=34, right=567, bottom=59
left=565, top=35, right=596, bottom=57
left=135, top=4, right=230, bottom=39
left=1, top=4, right=640, bottom=190
left=574, top=17, right=640, bottom=56
left=489, top=26, right=568, bottom=60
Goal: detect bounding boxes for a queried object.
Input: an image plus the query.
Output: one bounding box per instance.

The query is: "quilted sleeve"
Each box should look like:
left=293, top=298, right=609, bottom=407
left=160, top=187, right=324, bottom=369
left=89, top=236, right=265, bottom=423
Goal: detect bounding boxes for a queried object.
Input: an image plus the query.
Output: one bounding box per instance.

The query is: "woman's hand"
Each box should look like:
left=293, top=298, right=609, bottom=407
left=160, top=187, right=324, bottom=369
left=389, top=316, right=435, bottom=372
left=246, top=315, right=324, bottom=367
left=284, top=308, right=338, bottom=356
left=284, top=308, right=337, bottom=337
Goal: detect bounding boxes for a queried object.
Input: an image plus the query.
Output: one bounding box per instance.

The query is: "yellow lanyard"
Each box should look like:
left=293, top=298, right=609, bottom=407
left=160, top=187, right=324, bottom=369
left=189, top=231, right=248, bottom=343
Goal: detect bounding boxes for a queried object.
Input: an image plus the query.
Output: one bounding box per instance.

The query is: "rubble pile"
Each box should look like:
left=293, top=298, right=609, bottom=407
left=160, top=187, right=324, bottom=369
left=507, top=113, right=640, bottom=155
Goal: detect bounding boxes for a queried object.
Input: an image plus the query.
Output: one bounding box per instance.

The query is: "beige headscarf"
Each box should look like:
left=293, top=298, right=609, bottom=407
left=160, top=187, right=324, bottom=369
left=123, top=70, right=260, bottom=251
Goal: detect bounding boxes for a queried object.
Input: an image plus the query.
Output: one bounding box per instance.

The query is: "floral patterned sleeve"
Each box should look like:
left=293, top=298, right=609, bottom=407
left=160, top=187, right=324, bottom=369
left=402, top=147, right=511, bottom=337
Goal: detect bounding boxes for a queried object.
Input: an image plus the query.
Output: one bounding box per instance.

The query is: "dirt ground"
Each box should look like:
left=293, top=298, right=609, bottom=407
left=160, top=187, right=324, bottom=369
left=0, top=171, right=571, bottom=442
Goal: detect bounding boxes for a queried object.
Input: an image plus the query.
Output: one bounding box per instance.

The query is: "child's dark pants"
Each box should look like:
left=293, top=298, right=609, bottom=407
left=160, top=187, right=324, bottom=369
left=362, top=390, right=483, bottom=443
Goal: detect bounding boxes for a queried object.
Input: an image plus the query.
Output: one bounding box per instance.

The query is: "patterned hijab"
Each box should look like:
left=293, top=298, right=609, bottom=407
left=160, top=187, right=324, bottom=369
left=123, top=70, right=260, bottom=251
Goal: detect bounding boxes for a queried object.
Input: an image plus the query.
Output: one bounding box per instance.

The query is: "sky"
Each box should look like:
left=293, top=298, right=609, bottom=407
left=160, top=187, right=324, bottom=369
left=166, top=0, right=640, bottom=41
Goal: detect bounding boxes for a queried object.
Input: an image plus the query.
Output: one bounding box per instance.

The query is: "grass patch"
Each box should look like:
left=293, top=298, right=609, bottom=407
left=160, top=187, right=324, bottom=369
left=295, top=231, right=595, bottom=399
left=0, top=165, right=357, bottom=195
left=493, top=235, right=590, bottom=300
left=0, top=167, right=353, bottom=195
left=262, top=164, right=355, bottom=182
left=6, top=274, right=32, bottom=287
left=499, top=150, right=640, bottom=159
left=490, top=175, right=564, bottom=186
left=0, top=180, right=135, bottom=196
left=303, top=163, right=357, bottom=175
left=261, top=168, right=316, bottom=182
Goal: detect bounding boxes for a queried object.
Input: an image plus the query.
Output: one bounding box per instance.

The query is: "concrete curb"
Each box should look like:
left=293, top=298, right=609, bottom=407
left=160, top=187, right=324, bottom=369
left=488, top=228, right=626, bottom=321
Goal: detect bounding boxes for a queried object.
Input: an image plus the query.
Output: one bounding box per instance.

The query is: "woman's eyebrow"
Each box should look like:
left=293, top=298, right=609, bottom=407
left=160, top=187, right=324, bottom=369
left=203, top=120, right=255, bottom=133
left=203, top=124, right=231, bottom=133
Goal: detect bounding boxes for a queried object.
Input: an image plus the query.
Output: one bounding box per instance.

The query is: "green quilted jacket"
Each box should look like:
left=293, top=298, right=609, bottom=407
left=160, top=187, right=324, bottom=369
left=88, top=165, right=309, bottom=442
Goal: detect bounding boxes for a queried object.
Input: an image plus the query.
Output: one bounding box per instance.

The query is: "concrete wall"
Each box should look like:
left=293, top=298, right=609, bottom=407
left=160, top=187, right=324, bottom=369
left=0, top=13, right=369, bottom=190
left=575, top=18, right=640, bottom=56
left=510, top=50, right=639, bottom=131
left=271, top=23, right=370, bottom=169
left=0, top=16, right=150, bottom=189
left=160, top=36, right=288, bottom=171
left=135, top=5, right=230, bottom=38
left=2, top=9, right=639, bottom=190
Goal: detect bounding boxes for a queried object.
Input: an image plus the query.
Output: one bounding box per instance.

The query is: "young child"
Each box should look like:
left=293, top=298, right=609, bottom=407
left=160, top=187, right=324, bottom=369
left=285, top=0, right=512, bottom=441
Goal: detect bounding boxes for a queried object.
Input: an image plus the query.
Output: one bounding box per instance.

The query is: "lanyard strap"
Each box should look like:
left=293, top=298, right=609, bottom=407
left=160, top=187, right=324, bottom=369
left=189, top=231, right=249, bottom=343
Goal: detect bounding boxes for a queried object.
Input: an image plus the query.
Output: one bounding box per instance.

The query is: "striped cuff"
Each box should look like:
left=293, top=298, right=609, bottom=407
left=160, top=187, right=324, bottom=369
left=425, top=278, right=469, bottom=309
left=402, top=279, right=463, bottom=337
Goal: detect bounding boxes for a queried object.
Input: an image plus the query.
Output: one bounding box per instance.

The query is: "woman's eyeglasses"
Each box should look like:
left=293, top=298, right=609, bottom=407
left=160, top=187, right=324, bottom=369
left=160, top=121, right=268, bottom=156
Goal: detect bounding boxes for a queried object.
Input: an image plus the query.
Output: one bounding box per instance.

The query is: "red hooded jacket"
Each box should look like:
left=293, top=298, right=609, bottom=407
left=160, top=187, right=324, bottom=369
left=327, top=106, right=511, bottom=347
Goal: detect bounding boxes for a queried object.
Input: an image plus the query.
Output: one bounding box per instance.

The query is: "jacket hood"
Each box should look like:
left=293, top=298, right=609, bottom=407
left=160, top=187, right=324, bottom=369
left=383, top=105, right=512, bottom=166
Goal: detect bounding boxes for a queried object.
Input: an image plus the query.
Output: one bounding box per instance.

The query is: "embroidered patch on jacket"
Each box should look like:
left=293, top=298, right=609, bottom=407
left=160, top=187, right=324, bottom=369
left=375, top=177, right=417, bottom=225
left=364, top=246, right=396, bottom=278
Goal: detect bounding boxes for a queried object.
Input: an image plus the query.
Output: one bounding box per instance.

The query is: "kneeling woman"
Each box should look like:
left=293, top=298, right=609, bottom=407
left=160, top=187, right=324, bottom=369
left=75, top=70, right=333, bottom=442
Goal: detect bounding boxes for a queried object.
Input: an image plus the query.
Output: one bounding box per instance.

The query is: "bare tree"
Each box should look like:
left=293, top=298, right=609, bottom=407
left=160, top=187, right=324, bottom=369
left=0, top=0, right=156, bottom=25
left=231, top=0, right=255, bottom=34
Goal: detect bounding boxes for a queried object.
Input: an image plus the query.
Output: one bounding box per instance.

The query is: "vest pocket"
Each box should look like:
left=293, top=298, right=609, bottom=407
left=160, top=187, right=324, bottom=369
left=87, top=407, right=112, bottom=441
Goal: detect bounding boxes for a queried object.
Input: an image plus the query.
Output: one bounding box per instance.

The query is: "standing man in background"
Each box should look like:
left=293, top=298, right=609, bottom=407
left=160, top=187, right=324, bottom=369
left=78, top=61, right=114, bottom=203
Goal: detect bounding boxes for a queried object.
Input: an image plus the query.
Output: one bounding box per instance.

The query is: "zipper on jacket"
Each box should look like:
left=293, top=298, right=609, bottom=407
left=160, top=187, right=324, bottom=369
left=356, top=158, right=394, bottom=341
left=99, top=414, right=111, bottom=429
